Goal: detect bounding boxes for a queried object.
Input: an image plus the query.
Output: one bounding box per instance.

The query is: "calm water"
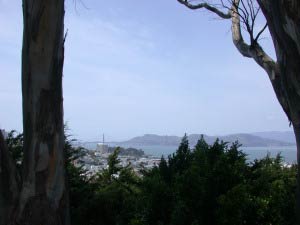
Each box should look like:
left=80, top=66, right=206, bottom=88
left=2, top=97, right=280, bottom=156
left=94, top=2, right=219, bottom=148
left=115, top=144, right=297, bottom=164
left=85, top=142, right=297, bottom=163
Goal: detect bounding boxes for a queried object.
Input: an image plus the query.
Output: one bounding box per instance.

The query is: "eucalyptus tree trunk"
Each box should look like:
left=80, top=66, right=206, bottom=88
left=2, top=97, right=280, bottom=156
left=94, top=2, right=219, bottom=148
left=11, top=0, right=69, bottom=224
left=0, top=1, right=69, bottom=223
left=257, top=0, right=300, bottom=220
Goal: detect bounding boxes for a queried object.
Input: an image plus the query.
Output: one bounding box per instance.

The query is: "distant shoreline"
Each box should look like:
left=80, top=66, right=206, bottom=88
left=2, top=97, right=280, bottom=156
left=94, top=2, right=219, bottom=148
left=77, top=141, right=297, bottom=164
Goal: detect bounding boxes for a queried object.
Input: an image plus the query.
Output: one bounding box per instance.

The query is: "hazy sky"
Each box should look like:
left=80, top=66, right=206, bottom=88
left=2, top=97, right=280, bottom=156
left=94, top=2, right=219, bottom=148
left=0, top=0, right=292, bottom=141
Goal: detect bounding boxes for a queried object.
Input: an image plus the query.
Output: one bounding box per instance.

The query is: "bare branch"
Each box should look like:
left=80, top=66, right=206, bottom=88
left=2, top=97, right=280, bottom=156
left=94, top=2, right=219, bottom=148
left=177, top=0, right=232, bottom=19
left=231, top=0, right=250, bottom=55
left=231, top=0, right=276, bottom=79
left=246, top=0, right=254, bottom=22
left=240, top=0, right=250, bottom=21
left=254, top=22, right=267, bottom=42
left=177, top=0, right=276, bottom=80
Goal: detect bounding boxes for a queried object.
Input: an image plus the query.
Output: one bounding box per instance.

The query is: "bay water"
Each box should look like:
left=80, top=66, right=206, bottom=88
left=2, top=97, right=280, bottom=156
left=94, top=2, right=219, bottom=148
left=116, top=144, right=297, bottom=164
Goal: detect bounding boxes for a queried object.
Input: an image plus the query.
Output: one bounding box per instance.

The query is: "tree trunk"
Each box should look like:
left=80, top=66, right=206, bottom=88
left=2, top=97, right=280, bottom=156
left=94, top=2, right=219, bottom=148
left=258, top=0, right=300, bottom=222
left=10, top=0, right=69, bottom=224
left=293, top=124, right=300, bottom=224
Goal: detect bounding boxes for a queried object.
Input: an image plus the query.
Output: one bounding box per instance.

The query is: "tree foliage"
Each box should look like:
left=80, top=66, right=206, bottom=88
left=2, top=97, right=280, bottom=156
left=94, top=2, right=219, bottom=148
left=6, top=131, right=297, bottom=225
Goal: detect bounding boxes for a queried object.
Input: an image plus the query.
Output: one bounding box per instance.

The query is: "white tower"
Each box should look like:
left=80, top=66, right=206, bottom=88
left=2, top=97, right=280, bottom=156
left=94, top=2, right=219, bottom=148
left=96, top=133, right=108, bottom=154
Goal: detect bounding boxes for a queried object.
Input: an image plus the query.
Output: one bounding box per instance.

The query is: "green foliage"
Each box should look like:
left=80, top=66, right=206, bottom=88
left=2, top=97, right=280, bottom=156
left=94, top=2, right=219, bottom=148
left=64, top=132, right=96, bottom=225
left=137, top=137, right=296, bottom=225
left=217, top=154, right=297, bottom=225
left=169, top=133, right=191, bottom=174
left=105, top=147, right=122, bottom=180
left=6, top=130, right=23, bottom=171
left=6, top=131, right=297, bottom=225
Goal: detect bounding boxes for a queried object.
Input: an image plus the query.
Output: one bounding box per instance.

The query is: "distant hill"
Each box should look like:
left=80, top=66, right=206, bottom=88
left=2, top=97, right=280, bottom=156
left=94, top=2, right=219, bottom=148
left=108, top=146, right=145, bottom=157
left=121, top=134, right=181, bottom=146
left=120, top=133, right=294, bottom=147
left=251, top=131, right=295, bottom=144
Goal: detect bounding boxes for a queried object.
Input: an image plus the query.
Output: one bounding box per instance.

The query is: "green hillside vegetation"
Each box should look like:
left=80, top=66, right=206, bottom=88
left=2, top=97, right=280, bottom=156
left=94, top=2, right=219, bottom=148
left=107, top=146, right=145, bottom=157
left=6, top=131, right=297, bottom=225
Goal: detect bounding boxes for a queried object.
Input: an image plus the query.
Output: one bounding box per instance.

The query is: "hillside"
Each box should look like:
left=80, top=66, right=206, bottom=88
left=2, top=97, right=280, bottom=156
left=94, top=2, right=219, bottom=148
left=252, top=131, right=295, bottom=144
left=120, top=133, right=294, bottom=147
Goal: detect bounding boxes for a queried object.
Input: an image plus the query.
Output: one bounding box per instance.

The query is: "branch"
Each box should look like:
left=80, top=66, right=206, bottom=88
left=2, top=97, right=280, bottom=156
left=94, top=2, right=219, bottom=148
left=254, top=22, right=267, bottom=42
left=176, top=0, right=276, bottom=80
left=176, top=0, right=288, bottom=123
left=231, top=0, right=251, bottom=57
left=231, top=0, right=276, bottom=78
left=177, top=0, right=232, bottom=19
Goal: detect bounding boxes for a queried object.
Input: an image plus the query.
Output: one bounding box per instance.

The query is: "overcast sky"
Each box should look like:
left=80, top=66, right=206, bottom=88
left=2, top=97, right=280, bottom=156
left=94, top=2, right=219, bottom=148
left=0, top=0, right=292, bottom=141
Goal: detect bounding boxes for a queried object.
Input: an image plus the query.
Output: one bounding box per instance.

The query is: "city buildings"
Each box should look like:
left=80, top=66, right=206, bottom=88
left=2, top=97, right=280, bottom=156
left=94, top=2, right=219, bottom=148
left=74, top=146, right=161, bottom=177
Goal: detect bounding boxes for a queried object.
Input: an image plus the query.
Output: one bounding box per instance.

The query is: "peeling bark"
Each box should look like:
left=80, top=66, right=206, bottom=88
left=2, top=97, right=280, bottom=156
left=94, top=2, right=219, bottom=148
left=5, top=0, right=70, bottom=224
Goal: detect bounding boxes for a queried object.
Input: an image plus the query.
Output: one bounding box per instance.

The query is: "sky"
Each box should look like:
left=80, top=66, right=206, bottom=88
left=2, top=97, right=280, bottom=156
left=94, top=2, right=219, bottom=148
left=0, top=0, right=293, bottom=141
